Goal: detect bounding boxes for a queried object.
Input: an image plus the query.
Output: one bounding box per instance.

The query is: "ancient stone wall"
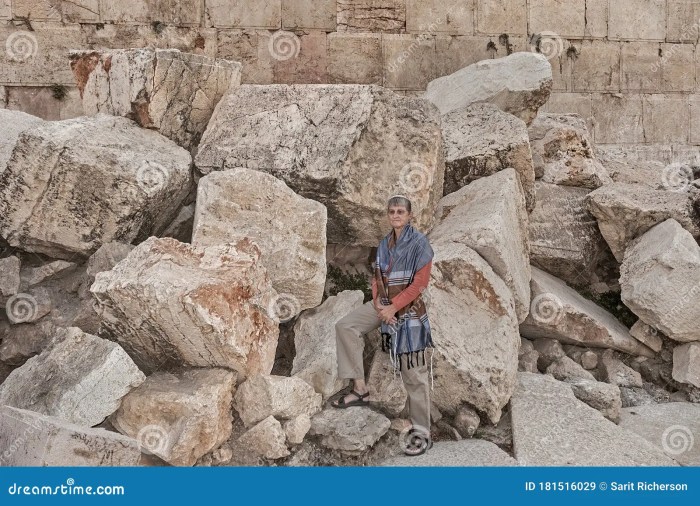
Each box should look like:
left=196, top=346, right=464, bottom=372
left=1, top=0, right=699, bottom=152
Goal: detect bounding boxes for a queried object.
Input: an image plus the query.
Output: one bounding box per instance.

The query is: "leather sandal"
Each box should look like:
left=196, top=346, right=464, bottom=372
left=331, top=389, right=369, bottom=408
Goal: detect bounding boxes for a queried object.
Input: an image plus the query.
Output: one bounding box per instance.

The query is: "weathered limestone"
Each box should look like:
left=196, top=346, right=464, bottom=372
left=511, top=372, right=677, bottom=465
left=546, top=356, right=596, bottom=382
left=431, top=168, right=531, bottom=322
left=581, top=351, right=598, bottom=370
left=309, top=407, right=390, bottom=454
left=69, top=48, right=240, bottom=151
left=672, top=342, right=700, bottom=388
left=0, top=109, right=42, bottom=174
left=233, top=374, right=322, bottom=428
left=453, top=405, right=480, bottom=438
left=111, top=368, right=236, bottom=466
left=629, top=320, right=663, bottom=353
left=283, top=414, right=311, bottom=445
left=521, top=267, right=655, bottom=357
left=366, top=349, right=407, bottom=417
left=423, top=52, right=552, bottom=124
left=90, top=236, right=279, bottom=379
left=425, top=240, right=520, bottom=424
left=0, top=327, right=144, bottom=426
left=195, top=84, right=445, bottom=246
left=192, top=168, right=327, bottom=313
left=20, top=261, right=76, bottom=289
left=291, top=290, right=365, bottom=401
left=528, top=113, right=611, bottom=188
left=619, top=402, right=700, bottom=466
left=85, top=242, right=135, bottom=278
left=528, top=183, right=606, bottom=286
left=337, top=0, right=405, bottom=32
left=0, top=255, right=20, bottom=303
left=620, top=219, right=700, bottom=343
left=532, top=337, right=565, bottom=371
left=567, top=379, right=622, bottom=423
left=0, top=114, right=192, bottom=260
left=0, top=406, right=141, bottom=466
left=599, top=350, right=643, bottom=388
left=586, top=183, right=700, bottom=261
left=440, top=103, right=536, bottom=210
left=236, top=415, right=290, bottom=460
left=380, top=439, right=518, bottom=466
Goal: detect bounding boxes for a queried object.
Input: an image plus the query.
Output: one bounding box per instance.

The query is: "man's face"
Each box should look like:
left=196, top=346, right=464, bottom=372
left=387, top=205, right=410, bottom=229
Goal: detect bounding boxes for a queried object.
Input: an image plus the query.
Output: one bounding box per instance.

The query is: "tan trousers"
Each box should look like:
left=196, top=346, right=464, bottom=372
left=335, top=300, right=431, bottom=435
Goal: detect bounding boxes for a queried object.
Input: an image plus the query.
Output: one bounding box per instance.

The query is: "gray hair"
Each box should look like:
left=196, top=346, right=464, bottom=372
left=387, top=195, right=412, bottom=213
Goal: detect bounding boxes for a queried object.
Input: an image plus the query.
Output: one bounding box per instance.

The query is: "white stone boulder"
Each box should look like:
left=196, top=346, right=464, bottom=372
left=0, top=406, right=141, bottom=466
left=431, top=168, right=531, bottom=322
left=69, top=48, right=241, bottom=152
left=233, top=374, right=322, bottom=428
left=308, top=406, right=390, bottom=454
left=0, top=109, right=42, bottom=175
left=90, top=236, right=279, bottom=379
left=0, top=327, right=144, bottom=426
left=672, top=342, right=700, bottom=388
left=620, top=219, right=700, bottom=343
left=423, top=51, right=552, bottom=124
left=0, top=114, right=192, bottom=260
left=195, top=84, right=444, bottom=246
left=440, top=103, right=536, bottom=209
left=291, top=290, right=365, bottom=401
left=586, top=183, right=700, bottom=261
left=521, top=267, right=655, bottom=357
left=236, top=415, right=290, bottom=460
left=111, top=368, right=235, bottom=467
left=192, top=167, right=327, bottom=314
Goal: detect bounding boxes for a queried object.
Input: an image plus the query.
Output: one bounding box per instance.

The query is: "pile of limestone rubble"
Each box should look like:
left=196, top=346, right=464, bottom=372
left=0, top=48, right=698, bottom=467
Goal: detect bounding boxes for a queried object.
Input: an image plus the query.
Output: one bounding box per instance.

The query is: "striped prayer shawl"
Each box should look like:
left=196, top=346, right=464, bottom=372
left=374, top=223, right=434, bottom=372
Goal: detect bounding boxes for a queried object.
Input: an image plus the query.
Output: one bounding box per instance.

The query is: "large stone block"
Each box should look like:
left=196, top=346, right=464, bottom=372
left=309, top=406, right=391, bottom=454
left=205, top=0, right=281, bottom=28
left=0, top=327, right=145, bottom=426
left=423, top=51, right=552, bottom=125
left=673, top=342, right=700, bottom=388
left=440, top=103, right=536, bottom=210
left=337, top=0, right=405, bottom=32
left=195, top=84, right=444, bottom=246
left=476, top=0, right=527, bottom=34
left=382, top=34, right=438, bottom=90
left=620, top=219, right=700, bottom=343
left=0, top=406, right=141, bottom=466
left=572, top=41, right=621, bottom=92
left=0, top=114, right=192, bottom=260
left=520, top=267, right=655, bottom=357
left=609, top=0, right=666, bottom=41
left=405, top=0, right=473, bottom=35
left=327, top=33, right=382, bottom=84
left=432, top=168, right=531, bottom=322
left=90, top=236, right=280, bottom=379
left=0, top=109, right=42, bottom=175
left=111, top=368, right=236, bottom=466
left=69, top=48, right=241, bottom=152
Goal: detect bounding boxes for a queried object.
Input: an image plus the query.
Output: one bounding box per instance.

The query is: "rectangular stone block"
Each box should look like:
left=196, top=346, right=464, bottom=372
left=282, top=0, right=336, bottom=30
left=529, top=0, right=585, bottom=38
left=102, top=0, right=202, bottom=25
left=476, top=0, right=527, bottom=35
left=272, top=30, right=328, bottom=84
left=1, top=0, right=12, bottom=19
left=382, top=33, right=438, bottom=90
left=217, top=29, right=274, bottom=84
left=406, top=0, right=474, bottom=35
left=691, top=95, right=700, bottom=144
left=0, top=24, right=84, bottom=85
left=0, top=85, right=6, bottom=108
left=62, top=0, right=99, bottom=23
left=337, top=0, right=405, bottom=32
left=660, top=43, right=695, bottom=92
left=609, top=0, right=666, bottom=40
left=584, top=0, right=608, bottom=38
left=622, top=42, right=694, bottom=93
left=642, top=94, right=690, bottom=144
left=83, top=25, right=217, bottom=57
left=0, top=406, right=141, bottom=466
left=572, top=40, right=620, bottom=92
left=540, top=92, right=594, bottom=135
left=591, top=93, right=644, bottom=144
left=6, top=85, right=83, bottom=120
left=12, top=0, right=62, bottom=20
left=205, top=0, right=281, bottom=28
left=328, top=33, right=382, bottom=84
left=667, top=0, right=700, bottom=42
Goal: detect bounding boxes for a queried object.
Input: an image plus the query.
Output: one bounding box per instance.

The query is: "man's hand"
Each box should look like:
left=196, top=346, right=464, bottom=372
left=373, top=299, right=397, bottom=324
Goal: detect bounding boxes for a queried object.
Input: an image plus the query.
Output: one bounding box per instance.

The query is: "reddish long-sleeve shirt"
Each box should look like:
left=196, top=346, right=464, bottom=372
left=372, top=260, right=432, bottom=312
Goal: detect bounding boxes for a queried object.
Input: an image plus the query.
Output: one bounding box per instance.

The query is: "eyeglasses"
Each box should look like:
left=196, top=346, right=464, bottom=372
left=387, top=209, right=408, bottom=215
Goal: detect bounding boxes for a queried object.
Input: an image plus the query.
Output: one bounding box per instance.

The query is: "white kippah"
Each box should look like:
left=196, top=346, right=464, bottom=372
left=388, top=194, right=410, bottom=200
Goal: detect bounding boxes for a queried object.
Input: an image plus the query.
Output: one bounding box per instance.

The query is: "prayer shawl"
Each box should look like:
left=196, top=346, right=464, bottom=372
left=374, top=223, right=434, bottom=376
